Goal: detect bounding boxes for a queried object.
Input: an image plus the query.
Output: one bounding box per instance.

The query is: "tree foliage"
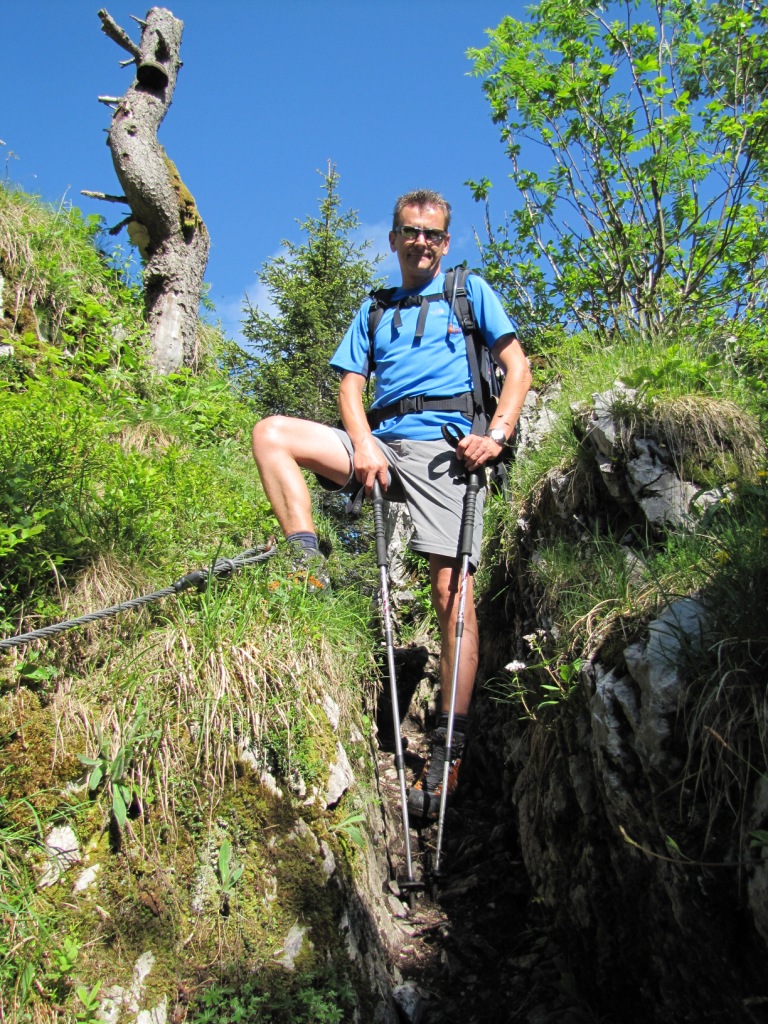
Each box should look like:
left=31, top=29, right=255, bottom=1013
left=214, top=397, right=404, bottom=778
left=239, top=165, right=382, bottom=423
left=467, top=0, right=768, bottom=343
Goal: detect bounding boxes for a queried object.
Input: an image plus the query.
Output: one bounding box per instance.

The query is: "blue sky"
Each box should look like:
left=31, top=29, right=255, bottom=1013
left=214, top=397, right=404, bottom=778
left=3, top=1, right=518, bottom=343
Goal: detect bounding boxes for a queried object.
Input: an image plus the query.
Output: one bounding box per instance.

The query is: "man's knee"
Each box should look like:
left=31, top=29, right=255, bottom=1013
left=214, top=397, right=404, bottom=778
left=252, top=416, right=292, bottom=460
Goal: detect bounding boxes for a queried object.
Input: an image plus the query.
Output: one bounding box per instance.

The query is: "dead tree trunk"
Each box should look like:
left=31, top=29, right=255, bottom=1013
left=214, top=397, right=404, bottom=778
left=89, top=7, right=210, bottom=375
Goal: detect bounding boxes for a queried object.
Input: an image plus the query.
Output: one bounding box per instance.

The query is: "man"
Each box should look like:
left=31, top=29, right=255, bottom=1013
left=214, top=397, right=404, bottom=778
left=252, top=189, right=531, bottom=820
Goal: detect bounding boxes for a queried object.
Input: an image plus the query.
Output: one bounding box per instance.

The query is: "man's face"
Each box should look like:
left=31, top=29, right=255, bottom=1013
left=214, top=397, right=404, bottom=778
left=389, top=204, right=450, bottom=288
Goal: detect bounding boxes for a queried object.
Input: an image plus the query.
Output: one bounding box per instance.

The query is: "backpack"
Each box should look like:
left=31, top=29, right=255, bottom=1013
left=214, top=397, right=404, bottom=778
left=365, top=264, right=503, bottom=436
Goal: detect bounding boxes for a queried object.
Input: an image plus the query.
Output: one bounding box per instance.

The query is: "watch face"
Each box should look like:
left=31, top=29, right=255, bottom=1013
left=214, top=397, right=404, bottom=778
left=488, top=429, right=506, bottom=444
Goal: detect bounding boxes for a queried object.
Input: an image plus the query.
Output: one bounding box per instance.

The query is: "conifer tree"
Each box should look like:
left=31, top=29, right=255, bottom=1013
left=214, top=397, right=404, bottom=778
left=240, top=165, right=382, bottom=424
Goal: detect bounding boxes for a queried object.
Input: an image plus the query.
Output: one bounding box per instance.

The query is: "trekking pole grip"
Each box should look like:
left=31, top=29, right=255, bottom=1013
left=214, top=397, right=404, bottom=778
left=441, top=424, right=484, bottom=559
left=460, top=472, right=481, bottom=558
left=371, top=480, right=388, bottom=568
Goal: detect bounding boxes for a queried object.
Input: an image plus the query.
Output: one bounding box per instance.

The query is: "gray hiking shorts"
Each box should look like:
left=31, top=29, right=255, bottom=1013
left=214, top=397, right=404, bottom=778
left=316, top=429, right=486, bottom=569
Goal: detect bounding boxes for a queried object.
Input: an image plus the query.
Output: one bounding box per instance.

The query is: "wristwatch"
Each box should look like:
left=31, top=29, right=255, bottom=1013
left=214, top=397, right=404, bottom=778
left=485, top=427, right=507, bottom=446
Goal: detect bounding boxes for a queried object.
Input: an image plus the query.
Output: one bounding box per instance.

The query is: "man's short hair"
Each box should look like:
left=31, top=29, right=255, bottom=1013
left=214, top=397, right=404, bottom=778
left=392, top=190, right=452, bottom=231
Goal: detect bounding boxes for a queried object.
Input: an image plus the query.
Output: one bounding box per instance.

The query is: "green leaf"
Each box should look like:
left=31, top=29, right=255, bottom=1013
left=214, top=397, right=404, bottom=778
left=111, top=784, right=130, bottom=827
left=218, top=837, right=233, bottom=879
left=665, top=835, right=684, bottom=858
left=19, top=962, right=35, bottom=1003
left=88, top=764, right=104, bottom=791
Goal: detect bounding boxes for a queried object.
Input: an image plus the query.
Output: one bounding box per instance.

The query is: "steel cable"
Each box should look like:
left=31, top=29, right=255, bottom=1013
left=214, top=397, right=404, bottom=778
left=0, top=545, right=277, bottom=651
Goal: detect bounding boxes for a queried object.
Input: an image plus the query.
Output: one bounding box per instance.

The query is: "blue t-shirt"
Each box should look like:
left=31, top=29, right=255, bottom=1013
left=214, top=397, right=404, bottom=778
left=331, top=272, right=517, bottom=440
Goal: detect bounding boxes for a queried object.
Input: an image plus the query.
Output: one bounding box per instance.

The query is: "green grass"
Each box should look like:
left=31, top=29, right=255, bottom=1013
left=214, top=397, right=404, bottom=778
left=0, top=185, right=384, bottom=1023
left=3, top=181, right=768, bottom=1022
left=479, top=320, right=767, bottom=726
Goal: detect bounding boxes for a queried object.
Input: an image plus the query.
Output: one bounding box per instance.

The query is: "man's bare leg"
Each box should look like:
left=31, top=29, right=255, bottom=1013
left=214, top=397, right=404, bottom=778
left=251, top=416, right=353, bottom=536
left=429, top=554, right=478, bottom=717
left=405, top=553, right=477, bottom=819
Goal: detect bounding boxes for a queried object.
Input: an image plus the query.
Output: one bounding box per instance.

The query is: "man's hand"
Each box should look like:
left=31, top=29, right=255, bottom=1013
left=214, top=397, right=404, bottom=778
left=338, top=371, right=390, bottom=493
left=352, top=433, right=390, bottom=493
left=455, top=432, right=503, bottom=472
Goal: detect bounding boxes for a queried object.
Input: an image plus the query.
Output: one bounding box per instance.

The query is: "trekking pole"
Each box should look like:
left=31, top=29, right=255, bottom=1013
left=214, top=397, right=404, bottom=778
left=371, top=479, right=422, bottom=906
left=433, top=425, right=484, bottom=880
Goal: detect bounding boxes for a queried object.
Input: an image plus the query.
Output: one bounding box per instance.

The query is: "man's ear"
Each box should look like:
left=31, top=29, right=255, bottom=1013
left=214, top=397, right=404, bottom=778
left=388, top=231, right=397, bottom=252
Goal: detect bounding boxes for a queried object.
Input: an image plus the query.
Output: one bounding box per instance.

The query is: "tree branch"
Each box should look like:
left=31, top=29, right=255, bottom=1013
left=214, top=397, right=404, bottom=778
left=109, top=215, right=134, bottom=236
left=80, top=190, right=128, bottom=203
left=97, top=9, right=141, bottom=58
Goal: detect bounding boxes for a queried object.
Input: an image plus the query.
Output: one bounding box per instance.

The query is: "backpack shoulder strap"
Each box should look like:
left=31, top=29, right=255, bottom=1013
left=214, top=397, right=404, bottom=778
left=366, top=286, right=398, bottom=374
left=366, top=283, right=443, bottom=374
left=444, top=265, right=492, bottom=434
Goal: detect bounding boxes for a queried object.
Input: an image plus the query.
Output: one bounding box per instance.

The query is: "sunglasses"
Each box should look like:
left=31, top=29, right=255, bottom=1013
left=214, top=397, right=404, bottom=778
left=394, top=225, right=447, bottom=244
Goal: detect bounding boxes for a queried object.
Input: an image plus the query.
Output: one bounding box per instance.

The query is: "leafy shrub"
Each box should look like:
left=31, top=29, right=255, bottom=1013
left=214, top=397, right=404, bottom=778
left=189, top=964, right=351, bottom=1024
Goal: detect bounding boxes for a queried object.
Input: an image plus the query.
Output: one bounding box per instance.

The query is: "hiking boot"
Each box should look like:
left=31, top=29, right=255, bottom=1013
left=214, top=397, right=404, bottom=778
left=406, top=727, right=464, bottom=822
left=285, top=544, right=331, bottom=593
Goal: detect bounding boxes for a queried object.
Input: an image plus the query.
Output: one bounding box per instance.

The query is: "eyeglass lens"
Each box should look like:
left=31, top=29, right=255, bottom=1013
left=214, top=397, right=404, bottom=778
left=398, top=225, right=446, bottom=243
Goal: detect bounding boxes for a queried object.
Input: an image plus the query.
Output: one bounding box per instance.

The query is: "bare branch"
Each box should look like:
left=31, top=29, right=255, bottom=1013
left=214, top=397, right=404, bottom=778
left=80, top=190, right=128, bottom=204
left=109, top=215, right=134, bottom=236
left=97, top=9, right=141, bottom=58
left=130, top=15, right=148, bottom=29
left=98, top=96, right=122, bottom=106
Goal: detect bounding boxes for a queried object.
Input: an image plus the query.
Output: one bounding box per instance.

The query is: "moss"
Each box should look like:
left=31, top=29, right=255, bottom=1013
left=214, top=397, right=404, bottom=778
left=161, top=150, right=204, bottom=238
left=0, top=689, right=81, bottom=810
left=2, top=704, right=379, bottom=1022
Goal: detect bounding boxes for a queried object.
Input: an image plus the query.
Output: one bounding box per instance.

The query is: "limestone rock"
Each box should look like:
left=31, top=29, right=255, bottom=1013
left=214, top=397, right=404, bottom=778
left=39, top=825, right=80, bottom=888
left=275, top=923, right=308, bottom=971
left=625, top=597, right=710, bottom=773
left=325, top=741, right=355, bottom=808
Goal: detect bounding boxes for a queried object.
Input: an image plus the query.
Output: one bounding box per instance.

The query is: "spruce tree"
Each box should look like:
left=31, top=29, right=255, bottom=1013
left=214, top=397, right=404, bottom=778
left=240, top=165, right=382, bottom=424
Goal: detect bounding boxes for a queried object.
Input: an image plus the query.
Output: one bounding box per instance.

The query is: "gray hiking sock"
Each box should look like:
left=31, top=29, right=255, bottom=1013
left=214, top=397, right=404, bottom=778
left=285, top=531, right=320, bottom=554
left=437, top=713, right=468, bottom=747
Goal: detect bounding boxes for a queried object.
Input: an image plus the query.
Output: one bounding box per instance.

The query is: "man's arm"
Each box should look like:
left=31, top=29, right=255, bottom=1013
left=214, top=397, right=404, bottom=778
left=338, top=371, right=391, bottom=492
left=456, top=333, right=532, bottom=472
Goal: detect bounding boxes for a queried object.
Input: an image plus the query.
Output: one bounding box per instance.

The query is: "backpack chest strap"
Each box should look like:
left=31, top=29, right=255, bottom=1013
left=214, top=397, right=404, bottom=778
left=375, top=291, right=444, bottom=342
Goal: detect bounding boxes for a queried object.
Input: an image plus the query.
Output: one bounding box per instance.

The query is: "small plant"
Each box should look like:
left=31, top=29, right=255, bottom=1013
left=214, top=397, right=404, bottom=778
left=217, top=838, right=244, bottom=895
left=50, top=931, right=80, bottom=980
left=486, top=630, right=583, bottom=720
left=78, top=702, right=160, bottom=827
left=15, top=648, right=58, bottom=687
left=74, top=980, right=102, bottom=1022
left=187, top=964, right=349, bottom=1024
left=329, top=811, right=366, bottom=852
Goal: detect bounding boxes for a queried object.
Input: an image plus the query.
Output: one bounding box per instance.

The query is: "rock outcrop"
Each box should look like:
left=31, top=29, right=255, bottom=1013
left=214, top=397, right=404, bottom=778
left=467, top=387, right=768, bottom=1022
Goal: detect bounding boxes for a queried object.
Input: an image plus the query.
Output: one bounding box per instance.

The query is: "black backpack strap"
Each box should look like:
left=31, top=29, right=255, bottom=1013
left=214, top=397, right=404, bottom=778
left=367, top=288, right=444, bottom=370
left=446, top=265, right=490, bottom=435
left=367, top=286, right=399, bottom=375
left=367, top=391, right=475, bottom=429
